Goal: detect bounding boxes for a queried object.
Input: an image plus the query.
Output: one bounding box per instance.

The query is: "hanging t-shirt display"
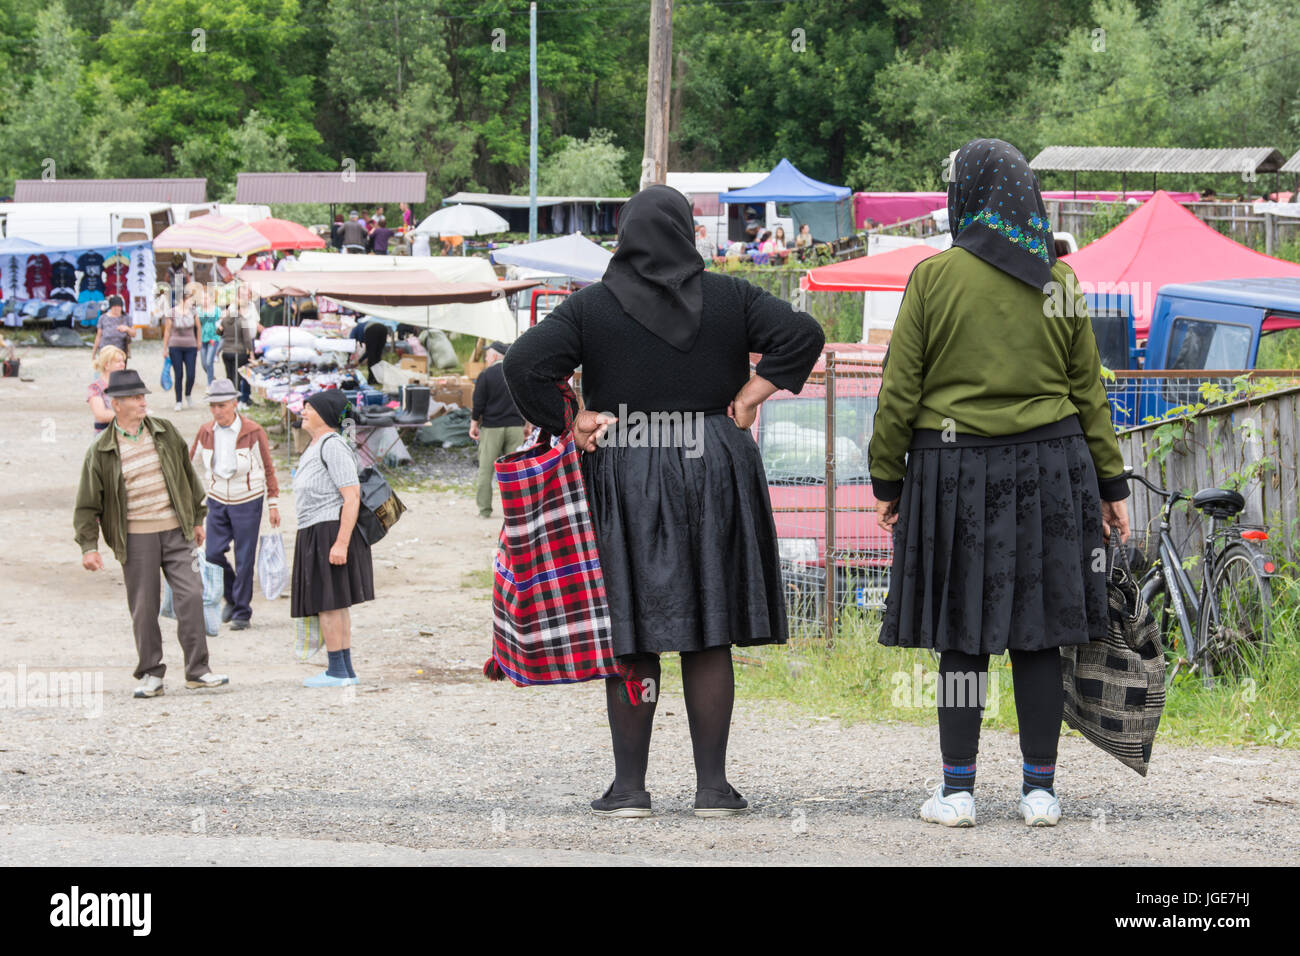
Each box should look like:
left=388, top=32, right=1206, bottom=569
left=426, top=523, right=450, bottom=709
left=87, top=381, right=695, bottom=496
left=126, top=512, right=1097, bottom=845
left=128, top=244, right=154, bottom=327
left=1, top=253, right=25, bottom=300
left=24, top=255, right=51, bottom=300
left=103, top=253, right=130, bottom=311
left=49, top=255, right=77, bottom=301
left=76, top=250, right=106, bottom=302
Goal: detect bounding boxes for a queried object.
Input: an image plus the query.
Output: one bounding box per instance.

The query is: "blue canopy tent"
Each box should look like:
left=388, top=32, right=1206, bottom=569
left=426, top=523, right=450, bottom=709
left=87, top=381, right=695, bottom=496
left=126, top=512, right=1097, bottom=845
left=717, top=158, right=853, bottom=242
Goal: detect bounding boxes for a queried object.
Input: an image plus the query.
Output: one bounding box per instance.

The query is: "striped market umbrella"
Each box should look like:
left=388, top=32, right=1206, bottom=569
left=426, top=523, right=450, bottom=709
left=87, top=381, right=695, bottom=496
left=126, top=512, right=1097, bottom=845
left=250, top=217, right=327, bottom=251
left=152, top=214, right=272, bottom=257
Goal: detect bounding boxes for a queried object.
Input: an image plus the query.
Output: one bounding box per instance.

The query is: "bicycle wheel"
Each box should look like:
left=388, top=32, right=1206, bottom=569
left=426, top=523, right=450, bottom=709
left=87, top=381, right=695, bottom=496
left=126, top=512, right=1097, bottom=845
left=1140, top=571, right=1185, bottom=676
left=1196, top=545, right=1272, bottom=680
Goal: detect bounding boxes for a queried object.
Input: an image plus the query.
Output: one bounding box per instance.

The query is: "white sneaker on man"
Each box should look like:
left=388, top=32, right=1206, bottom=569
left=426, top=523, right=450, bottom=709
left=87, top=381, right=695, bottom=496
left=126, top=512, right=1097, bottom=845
left=185, top=673, right=229, bottom=690
left=920, top=785, right=975, bottom=827
left=173, top=401, right=183, bottom=411
left=133, top=675, right=164, bottom=698
left=1018, top=788, right=1061, bottom=826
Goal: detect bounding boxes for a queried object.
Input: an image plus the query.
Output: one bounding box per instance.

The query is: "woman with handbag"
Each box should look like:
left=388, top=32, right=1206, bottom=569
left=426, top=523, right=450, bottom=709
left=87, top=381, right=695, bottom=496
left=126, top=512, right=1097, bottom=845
left=503, top=185, right=824, bottom=818
left=869, top=139, right=1131, bottom=828
left=291, top=389, right=374, bottom=688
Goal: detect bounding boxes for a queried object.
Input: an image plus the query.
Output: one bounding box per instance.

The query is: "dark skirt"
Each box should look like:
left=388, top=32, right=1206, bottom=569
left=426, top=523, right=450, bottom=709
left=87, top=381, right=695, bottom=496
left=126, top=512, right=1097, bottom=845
left=290, top=519, right=375, bottom=618
left=581, top=413, right=787, bottom=657
left=879, top=418, right=1107, bottom=654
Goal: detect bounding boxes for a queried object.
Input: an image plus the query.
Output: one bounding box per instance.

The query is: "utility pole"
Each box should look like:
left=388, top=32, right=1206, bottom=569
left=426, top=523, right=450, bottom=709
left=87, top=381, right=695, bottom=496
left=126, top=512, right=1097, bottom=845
left=639, top=0, right=673, bottom=191
left=529, top=2, right=538, bottom=241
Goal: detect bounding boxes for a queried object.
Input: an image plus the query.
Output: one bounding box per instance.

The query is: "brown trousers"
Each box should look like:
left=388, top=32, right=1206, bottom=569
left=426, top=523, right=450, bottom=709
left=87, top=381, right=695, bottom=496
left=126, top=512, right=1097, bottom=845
left=123, top=528, right=210, bottom=681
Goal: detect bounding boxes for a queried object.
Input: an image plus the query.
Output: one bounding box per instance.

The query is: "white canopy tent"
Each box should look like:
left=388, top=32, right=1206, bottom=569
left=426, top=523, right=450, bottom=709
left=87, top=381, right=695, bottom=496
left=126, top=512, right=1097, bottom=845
left=489, top=233, right=612, bottom=283
left=284, top=252, right=520, bottom=340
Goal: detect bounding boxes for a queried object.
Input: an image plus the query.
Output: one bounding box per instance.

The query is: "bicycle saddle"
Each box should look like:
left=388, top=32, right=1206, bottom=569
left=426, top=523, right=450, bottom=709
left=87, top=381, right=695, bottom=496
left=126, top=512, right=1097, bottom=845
left=1191, top=487, right=1245, bottom=518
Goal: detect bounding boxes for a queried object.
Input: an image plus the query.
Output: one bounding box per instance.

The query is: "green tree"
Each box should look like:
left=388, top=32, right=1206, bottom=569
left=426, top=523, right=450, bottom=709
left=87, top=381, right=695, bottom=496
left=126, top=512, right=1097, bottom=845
left=539, top=128, right=628, bottom=196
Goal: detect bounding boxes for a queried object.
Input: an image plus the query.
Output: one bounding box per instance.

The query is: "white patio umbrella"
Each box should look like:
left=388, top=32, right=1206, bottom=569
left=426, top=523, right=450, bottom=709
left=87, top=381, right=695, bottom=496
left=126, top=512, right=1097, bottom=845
left=413, top=204, right=510, bottom=255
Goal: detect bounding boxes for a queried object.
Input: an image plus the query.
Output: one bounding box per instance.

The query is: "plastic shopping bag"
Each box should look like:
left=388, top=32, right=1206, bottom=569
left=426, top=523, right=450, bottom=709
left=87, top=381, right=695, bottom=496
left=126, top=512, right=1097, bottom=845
left=294, top=616, right=323, bottom=661
left=160, top=356, right=173, bottom=391
left=159, top=551, right=223, bottom=636
left=257, top=532, right=288, bottom=600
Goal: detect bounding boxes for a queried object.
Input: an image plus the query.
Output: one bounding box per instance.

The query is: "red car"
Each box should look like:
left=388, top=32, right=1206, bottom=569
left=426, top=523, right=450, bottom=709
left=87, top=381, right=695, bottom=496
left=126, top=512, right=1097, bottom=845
left=751, top=343, right=891, bottom=611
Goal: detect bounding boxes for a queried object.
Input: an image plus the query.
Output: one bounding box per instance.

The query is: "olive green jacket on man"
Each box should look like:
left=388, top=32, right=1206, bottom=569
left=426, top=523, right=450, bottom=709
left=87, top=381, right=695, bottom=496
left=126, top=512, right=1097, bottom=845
left=74, top=416, right=208, bottom=564
left=868, top=247, right=1128, bottom=502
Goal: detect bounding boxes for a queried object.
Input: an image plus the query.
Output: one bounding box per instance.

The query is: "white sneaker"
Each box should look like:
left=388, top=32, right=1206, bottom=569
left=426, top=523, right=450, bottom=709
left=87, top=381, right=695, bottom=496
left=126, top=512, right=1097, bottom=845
left=173, top=401, right=183, bottom=411
left=185, top=672, right=229, bottom=690
left=919, top=785, right=975, bottom=827
left=133, top=675, right=164, bottom=698
left=185, top=397, right=193, bottom=409
left=1018, top=788, right=1062, bottom=826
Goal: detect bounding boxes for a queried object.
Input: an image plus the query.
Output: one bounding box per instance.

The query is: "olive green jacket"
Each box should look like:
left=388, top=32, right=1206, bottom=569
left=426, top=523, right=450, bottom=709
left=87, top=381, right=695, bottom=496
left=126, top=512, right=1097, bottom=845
left=868, top=248, right=1128, bottom=501
left=74, top=416, right=208, bottom=563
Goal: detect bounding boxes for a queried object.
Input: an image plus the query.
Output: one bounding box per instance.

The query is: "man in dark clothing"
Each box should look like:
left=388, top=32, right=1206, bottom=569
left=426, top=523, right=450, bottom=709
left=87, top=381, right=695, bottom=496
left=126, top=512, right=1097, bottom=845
left=358, top=320, right=390, bottom=385
left=340, top=212, right=367, bottom=254
left=470, top=341, right=525, bottom=518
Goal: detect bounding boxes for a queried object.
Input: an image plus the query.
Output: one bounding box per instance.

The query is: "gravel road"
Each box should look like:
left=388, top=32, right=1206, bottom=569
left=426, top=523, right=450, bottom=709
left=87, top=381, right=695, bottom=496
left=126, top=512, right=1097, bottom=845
left=1, top=341, right=1297, bottom=866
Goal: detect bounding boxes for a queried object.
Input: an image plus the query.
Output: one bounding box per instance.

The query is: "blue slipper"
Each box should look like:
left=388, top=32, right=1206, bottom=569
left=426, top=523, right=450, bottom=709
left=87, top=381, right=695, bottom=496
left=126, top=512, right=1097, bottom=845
left=303, top=672, right=359, bottom=688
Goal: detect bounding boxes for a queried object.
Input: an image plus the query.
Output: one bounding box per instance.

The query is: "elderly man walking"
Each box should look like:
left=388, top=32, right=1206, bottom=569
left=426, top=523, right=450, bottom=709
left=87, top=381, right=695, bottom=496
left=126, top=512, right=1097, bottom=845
left=74, top=369, right=229, bottom=698
left=190, top=379, right=281, bottom=630
left=469, top=341, right=526, bottom=519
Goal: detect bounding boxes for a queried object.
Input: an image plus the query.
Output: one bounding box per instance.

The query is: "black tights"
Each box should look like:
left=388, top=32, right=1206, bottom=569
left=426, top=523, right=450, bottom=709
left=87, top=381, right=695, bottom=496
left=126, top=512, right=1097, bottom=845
left=605, top=646, right=734, bottom=794
left=936, top=648, right=1063, bottom=766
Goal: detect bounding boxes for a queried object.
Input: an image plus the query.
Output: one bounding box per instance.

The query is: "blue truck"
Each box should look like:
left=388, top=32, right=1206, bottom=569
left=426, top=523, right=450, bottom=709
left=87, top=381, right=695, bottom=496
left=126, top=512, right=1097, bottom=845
left=1088, top=278, right=1300, bottom=426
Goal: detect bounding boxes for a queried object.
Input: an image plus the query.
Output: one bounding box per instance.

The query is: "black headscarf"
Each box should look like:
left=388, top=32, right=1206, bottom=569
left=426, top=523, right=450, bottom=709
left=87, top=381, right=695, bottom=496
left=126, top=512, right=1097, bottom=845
left=305, top=389, right=351, bottom=431
left=947, top=138, right=1055, bottom=290
left=602, top=184, right=705, bottom=352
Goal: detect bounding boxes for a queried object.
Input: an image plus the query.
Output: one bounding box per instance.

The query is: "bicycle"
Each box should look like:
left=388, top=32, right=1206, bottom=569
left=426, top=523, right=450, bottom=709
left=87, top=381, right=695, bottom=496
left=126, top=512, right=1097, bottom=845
left=1124, top=468, right=1276, bottom=686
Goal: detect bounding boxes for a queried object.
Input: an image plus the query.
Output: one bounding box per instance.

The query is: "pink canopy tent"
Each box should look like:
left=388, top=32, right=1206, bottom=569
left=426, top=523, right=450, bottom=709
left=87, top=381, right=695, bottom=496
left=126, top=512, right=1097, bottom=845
left=800, top=244, right=940, bottom=292
left=1062, top=191, right=1300, bottom=337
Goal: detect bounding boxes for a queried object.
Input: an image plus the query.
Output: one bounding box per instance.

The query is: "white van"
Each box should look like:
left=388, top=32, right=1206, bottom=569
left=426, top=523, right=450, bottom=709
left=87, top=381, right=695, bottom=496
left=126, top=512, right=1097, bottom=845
left=666, top=172, right=794, bottom=256
left=0, top=202, right=173, bottom=247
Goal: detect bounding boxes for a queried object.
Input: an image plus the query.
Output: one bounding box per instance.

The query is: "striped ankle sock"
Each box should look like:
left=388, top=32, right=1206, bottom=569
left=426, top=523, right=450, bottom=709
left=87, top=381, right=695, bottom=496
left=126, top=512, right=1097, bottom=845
left=326, top=650, right=348, bottom=678
left=341, top=648, right=356, bottom=679
left=1023, top=760, right=1055, bottom=795
left=942, top=762, right=976, bottom=796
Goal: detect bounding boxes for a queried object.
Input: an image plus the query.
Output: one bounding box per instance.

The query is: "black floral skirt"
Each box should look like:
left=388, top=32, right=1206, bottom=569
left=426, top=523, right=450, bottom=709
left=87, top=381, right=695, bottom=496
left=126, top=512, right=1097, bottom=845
left=879, top=417, right=1108, bottom=654
left=581, top=413, right=787, bottom=657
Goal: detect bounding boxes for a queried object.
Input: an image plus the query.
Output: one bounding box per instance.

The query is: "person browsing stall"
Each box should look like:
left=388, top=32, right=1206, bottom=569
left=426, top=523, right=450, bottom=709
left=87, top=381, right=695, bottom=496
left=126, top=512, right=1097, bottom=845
left=469, top=341, right=526, bottom=519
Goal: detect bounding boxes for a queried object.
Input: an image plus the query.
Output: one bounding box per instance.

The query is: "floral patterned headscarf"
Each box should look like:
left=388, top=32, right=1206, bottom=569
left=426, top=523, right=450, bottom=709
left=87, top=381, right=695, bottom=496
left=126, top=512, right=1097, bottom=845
left=947, top=138, right=1055, bottom=289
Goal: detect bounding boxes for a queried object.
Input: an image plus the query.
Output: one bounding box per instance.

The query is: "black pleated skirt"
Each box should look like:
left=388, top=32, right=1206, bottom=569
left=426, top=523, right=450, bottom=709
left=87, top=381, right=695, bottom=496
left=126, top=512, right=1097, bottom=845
left=290, top=519, right=375, bottom=618
left=581, top=413, right=787, bottom=657
left=879, top=417, right=1108, bottom=654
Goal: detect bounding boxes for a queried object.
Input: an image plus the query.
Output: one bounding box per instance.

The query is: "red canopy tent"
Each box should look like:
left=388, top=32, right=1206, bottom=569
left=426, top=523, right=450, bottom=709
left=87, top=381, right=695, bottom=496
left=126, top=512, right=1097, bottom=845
left=1063, top=191, right=1300, bottom=337
left=250, top=217, right=327, bottom=251
left=800, top=244, right=940, bottom=292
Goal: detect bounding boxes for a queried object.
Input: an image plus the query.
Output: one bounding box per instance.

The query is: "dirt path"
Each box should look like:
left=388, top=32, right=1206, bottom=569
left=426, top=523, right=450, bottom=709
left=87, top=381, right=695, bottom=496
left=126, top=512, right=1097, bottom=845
left=1, top=341, right=1297, bottom=865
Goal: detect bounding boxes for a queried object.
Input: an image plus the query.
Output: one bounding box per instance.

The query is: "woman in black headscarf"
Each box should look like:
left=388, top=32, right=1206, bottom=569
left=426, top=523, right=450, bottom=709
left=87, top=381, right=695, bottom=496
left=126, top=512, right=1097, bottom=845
left=503, top=185, right=825, bottom=818
left=869, top=139, right=1131, bottom=828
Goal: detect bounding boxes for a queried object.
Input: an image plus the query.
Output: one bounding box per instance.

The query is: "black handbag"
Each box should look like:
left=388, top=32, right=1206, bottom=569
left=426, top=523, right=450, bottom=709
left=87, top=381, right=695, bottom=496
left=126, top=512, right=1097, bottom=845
left=1060, top=531, right=1166, bottom=776
left=355, top=465, right=406, bottom=545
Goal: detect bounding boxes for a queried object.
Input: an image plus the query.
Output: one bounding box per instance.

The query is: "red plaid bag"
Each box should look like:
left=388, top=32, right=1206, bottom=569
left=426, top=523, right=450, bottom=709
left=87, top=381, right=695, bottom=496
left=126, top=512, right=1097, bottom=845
left=483, top=382, right=636, bottom=699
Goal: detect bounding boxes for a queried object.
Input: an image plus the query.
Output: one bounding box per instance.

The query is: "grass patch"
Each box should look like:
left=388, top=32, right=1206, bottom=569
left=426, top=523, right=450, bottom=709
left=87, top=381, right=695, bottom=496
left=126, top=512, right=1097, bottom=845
left=461, top=568, right=493, bottom=589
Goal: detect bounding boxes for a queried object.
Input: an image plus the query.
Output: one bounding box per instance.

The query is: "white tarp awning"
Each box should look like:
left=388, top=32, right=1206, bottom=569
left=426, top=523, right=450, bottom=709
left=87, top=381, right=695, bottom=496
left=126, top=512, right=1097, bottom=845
left=490, top=233, right=612, bottom=283
left=284, top=252, right=521, bottom=340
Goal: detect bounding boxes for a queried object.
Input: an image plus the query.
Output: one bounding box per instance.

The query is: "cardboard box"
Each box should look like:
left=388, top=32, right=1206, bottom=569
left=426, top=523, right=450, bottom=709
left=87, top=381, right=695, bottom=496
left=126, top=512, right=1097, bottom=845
left=292, top=426, right=310, bottom=454
left=462, top=360, right=485, bottom=381
left=399, top=354, right=427, bottom=373
left=433, top=377, right=474, bottom=409
left=867, top=327, right=892, bottom=346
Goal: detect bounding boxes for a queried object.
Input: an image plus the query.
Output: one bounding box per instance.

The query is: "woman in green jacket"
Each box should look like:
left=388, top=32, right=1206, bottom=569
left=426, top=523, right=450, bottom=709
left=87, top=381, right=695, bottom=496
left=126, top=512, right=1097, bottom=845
left=869, top=139, right=1131, bottom=829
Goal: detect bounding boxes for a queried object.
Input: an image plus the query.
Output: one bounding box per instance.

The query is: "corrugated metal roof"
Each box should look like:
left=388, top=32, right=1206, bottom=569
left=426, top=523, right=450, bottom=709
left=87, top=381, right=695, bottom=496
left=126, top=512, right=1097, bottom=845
left=443, top=191, right=629, bottom=207
left=1282, top=149, right=1300, bottom=174
left=12, top=178, right=207, bottom=203
left=1030, top=146, right=1286, bottom=174
left=235, top=172, right=427, bottom=204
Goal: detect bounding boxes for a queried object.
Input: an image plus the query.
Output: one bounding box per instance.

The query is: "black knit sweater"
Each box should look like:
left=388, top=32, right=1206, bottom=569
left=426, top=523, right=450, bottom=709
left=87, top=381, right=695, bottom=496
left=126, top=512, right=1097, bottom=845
left=501, top=272, right=826, bottom=434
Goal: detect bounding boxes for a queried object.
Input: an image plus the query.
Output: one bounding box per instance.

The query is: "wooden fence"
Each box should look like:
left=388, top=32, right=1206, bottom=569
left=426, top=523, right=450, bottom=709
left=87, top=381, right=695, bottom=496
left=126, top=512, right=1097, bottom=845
left=1117, top=384, right=1300, bottom=560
